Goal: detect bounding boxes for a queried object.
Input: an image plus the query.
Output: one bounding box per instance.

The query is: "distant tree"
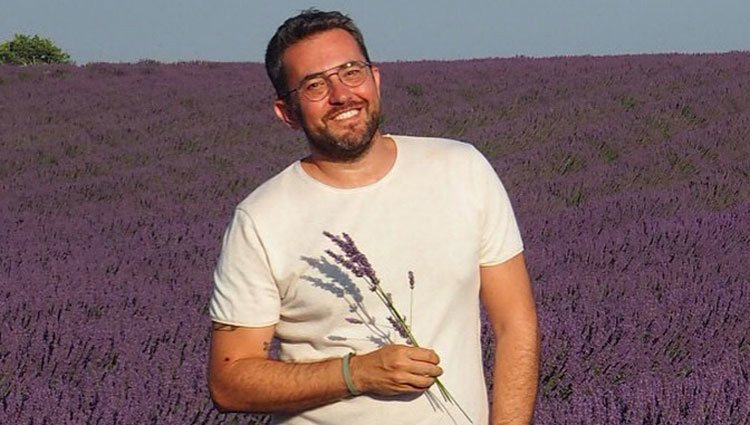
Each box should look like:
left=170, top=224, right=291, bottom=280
left=0, top=34, right=71, bottom=65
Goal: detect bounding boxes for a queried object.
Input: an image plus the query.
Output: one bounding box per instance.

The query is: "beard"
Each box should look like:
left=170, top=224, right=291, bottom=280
left=299, top=102, right=381, bottom=162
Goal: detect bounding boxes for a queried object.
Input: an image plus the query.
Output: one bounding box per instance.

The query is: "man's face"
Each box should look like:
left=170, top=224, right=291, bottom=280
left=275, top=29, right=381, bottom=161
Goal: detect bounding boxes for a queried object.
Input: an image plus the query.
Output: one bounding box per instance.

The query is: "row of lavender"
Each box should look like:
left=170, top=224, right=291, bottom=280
left=1, top=52, right=748, bottom=423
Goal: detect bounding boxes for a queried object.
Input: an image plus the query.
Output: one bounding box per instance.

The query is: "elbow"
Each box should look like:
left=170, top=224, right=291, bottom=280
left=208, top=374, right=269, bottom=414
left=208, top=379, right=234, bottom=413
left=208, top=372, right=253, bottom=413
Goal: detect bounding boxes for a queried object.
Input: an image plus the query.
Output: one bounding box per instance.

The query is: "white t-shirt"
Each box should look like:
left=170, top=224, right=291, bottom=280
left=210, top=135, right=524, bottom=425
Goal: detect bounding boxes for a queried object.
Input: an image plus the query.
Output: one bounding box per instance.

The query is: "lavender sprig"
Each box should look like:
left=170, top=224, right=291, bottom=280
left=323, top=231, right=472, bottom=423
left=408, top=270, right=415, bottom=331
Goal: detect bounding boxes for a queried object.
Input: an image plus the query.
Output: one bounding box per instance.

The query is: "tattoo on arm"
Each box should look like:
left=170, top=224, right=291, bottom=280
left=211, top=323, right=275, bottom=358
left=212, top=322, right=239, bottom=331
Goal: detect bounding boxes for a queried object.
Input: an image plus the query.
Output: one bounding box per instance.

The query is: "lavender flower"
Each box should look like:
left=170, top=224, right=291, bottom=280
left=323, top=231, right=472, bottom=423
left=387, top=315, right=413, bottom=345
left=408, top=271, right=415, bottom=330
left=3, top=57, right=744, bottom=424
left=323, top=231, right=380, bottom=287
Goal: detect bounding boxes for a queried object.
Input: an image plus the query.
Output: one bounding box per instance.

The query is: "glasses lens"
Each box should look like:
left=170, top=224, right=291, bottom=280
left=338, top=62, right=368, bottom=87
left=301, top=77, right=329, bottom=101
left=298, top=62, right=370, bottom=101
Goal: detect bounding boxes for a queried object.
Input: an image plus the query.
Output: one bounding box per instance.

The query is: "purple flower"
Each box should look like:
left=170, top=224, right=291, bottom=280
left=323, top=231, right=471, bottom=422
left=388, top=316, right=413, bottom=345
left=323, top=231, right=380, bottom=289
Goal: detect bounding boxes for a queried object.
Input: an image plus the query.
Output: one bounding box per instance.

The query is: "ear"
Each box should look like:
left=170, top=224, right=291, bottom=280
left=371, top=65, right=381, bottom=96
left=274, top=99, right=300, bottom=129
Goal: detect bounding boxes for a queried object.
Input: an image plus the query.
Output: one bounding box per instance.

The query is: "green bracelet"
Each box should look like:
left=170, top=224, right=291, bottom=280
left=342, top=352, right=362, bottom=396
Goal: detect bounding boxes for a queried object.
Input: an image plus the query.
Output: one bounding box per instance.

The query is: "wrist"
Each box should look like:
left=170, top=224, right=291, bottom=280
left=342, top=352, right=363, bottom=396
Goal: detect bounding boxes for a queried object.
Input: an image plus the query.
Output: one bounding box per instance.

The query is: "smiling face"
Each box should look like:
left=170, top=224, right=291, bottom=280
left=274, top=29, right=382, bottom=161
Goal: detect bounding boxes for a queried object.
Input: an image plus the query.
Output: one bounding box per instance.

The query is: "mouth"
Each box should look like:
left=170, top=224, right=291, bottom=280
left=326, top=102, right=367, bottom=123
left=332, top=109, right=359, bottom=121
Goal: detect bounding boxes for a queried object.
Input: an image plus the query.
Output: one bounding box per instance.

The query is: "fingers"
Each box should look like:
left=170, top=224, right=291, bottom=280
left=350, top=345, right=444, bottom=397
left=386, top=345, right=442, bottom=374
left=395, top=371, right=437, bottom=390
left=410, top=361, right=443, bottom=378
left=405, top=346, right=441, bottom=365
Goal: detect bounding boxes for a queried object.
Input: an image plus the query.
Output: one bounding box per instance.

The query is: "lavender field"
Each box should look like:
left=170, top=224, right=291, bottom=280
left=1, top=52, right=749, bottom=424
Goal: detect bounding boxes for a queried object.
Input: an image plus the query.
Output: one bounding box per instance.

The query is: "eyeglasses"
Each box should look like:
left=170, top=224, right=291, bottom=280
left=282, top=60, right=372, bottom=102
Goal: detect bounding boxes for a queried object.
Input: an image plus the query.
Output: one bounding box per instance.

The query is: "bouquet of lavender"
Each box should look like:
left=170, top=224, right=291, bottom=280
left=323, top=231, right=472, bottom=423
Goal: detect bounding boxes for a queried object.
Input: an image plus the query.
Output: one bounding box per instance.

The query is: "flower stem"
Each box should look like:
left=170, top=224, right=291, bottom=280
left=364, top=277, right=473, bottom=424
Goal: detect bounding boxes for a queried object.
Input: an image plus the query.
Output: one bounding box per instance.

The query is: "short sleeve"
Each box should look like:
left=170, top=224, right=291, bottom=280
left=209, top=208, right=281, bottom=327
left=472, top=148, right=524, bottom=265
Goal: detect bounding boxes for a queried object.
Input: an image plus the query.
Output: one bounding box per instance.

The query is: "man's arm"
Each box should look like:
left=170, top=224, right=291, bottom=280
left=207, top=323, right=443, bottom=413
left=479, top=253, right=540, bottom=425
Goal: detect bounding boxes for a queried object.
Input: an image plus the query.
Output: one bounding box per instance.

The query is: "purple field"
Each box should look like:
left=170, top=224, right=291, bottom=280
left=1, top=52, right=749, bottom=424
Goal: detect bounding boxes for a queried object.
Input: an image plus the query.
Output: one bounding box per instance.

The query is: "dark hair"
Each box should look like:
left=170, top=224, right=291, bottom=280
left=265, top=9, right=371, bottom=98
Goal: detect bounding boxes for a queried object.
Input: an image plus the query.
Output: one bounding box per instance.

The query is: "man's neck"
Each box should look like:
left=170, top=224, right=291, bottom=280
left=300, top=133, right=396, bottom=189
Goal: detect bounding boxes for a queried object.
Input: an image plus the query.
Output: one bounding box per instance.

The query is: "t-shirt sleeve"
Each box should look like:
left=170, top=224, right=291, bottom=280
left=209, top=208, right=281, bottom=327
left=471, top=147, right=524, bottom=266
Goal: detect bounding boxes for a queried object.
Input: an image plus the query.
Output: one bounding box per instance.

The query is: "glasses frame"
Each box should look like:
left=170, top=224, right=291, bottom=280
left=281, top=60, right=372, bottom=102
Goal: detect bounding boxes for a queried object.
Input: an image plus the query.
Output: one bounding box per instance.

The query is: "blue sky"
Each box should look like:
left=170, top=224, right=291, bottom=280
left=2, top=0, right=748, bottom=64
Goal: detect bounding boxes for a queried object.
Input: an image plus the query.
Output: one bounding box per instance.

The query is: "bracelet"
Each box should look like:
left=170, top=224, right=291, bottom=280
left=342, top=352, right=362, bottom=396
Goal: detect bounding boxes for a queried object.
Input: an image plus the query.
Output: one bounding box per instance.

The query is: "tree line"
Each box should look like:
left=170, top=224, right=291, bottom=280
left=0, top=34, right=71, bottom=65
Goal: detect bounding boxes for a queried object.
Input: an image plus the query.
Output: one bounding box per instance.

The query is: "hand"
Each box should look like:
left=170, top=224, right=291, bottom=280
left=348, top=344, right=443, bottom=396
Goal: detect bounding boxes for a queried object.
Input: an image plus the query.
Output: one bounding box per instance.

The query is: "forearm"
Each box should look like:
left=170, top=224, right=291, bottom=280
left=209, top=356, right=349, bottom=413
left=490, top=325, right=540, bottom=425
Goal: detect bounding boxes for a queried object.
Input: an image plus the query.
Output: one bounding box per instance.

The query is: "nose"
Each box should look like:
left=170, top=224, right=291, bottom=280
left=327, top=76, right=352, bottom=104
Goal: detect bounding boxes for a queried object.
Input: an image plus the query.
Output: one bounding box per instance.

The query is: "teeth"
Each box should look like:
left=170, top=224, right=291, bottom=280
left=334, top=110, right=358, bottom=120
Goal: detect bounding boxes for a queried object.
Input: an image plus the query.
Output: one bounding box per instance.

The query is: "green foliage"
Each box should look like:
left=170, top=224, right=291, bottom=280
left=620, top=95, right=637, bottom=112
left=680, top=104, right=704, bottom=126
left=559, top=153, right=583, bottom=175
left=597, top=141, right=619, bottom=162
left=565, top=188, right=585, bottom=207
left=406, top=83, right=424, bottom=97
left=0, top=33, right=71, bottom=65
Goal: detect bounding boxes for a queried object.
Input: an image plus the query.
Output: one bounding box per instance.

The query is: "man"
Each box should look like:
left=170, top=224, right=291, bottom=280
left=208, top=9, right=539, bottom=425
